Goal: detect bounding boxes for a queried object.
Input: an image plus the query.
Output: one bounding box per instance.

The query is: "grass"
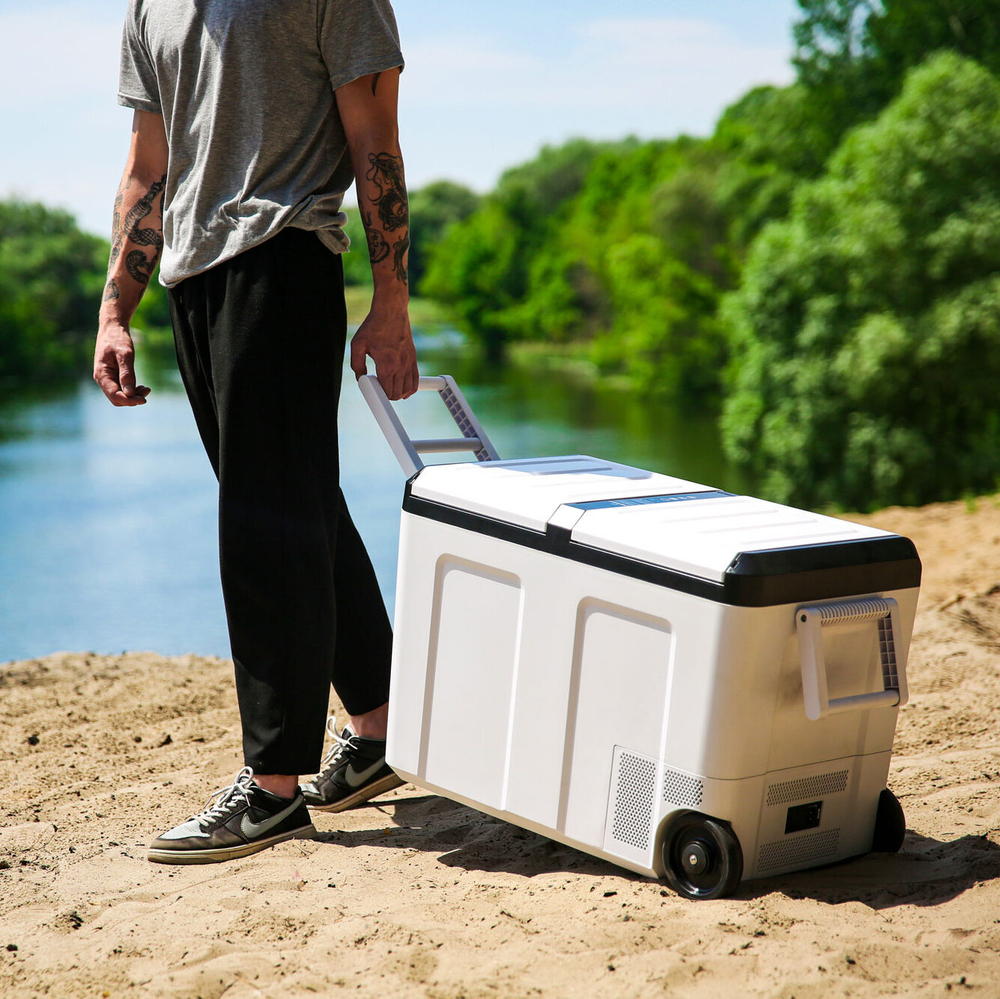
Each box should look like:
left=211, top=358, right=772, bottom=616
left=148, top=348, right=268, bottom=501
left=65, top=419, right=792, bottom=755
left=344, top=284, right=451, bottom=331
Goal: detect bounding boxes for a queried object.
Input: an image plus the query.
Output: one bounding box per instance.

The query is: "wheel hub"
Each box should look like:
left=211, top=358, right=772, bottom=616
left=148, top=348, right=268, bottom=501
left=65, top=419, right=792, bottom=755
left=680, top=839, right=712, bottom=877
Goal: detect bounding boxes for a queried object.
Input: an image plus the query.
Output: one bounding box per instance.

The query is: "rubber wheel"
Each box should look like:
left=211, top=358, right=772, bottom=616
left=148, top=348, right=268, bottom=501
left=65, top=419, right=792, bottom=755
left=661, top=813, right=743, bottom=900
left=871, top=788, right=906, bottom=853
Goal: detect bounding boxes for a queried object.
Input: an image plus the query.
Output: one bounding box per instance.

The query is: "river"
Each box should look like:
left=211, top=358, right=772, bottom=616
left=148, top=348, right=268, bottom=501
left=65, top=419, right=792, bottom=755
left=0, top=332, right=744, bottom=662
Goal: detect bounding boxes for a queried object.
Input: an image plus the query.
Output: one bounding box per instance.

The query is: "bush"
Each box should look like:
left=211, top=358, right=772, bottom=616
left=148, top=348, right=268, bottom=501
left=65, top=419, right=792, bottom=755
left=722, top=52, right=1000, bottom=509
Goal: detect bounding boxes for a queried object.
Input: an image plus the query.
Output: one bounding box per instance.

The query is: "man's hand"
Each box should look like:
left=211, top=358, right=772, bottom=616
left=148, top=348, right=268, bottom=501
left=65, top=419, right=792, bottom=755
left=350, top=301, right=418, bottom=400
left=94, top=321, right=150, bottom=406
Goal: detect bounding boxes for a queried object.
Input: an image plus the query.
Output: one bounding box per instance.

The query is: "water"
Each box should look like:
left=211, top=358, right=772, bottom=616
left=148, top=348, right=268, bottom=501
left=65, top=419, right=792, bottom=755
left=0, top=334, right=743, bottom=662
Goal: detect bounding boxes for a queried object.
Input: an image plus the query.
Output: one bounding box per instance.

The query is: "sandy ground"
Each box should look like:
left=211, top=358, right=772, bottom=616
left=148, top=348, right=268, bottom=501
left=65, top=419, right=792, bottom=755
left=2, top=496, right=1000, bottom=998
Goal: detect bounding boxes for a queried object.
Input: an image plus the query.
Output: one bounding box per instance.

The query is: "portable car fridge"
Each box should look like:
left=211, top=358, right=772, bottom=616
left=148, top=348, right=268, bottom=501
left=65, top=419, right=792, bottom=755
left=360, top=375, right=922, bottom=899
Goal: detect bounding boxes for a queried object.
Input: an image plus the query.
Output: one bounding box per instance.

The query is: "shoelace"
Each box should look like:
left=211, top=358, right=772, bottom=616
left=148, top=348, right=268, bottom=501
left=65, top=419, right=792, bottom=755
left=317, top=715, right=358, bottom=776
left=191, top=766, right=256, bottom=830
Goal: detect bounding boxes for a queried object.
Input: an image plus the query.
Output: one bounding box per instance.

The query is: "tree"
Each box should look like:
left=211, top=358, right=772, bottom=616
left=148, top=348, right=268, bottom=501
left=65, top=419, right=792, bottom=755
left=421, top=139, right=618, bottom=356
left=722, top=52, right=1000, bottom=509
left=792, top=0, right=1000, bottom=148
left=409, top=180, right=479, bottom=291
left=0, top=200, right=106, bottom=382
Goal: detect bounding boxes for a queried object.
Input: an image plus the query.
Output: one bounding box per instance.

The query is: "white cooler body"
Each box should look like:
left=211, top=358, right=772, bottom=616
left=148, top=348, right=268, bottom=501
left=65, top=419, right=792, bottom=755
left=385, top=454, right=921, bottom=885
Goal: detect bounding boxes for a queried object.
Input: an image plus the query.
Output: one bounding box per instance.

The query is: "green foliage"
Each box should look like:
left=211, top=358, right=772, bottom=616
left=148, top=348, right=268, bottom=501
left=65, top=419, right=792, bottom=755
left=591, top=237, right=726, bottom=400
left=408, top=180, right=479, bottom=291
left=131, top=264, right=172, bottom=332
left=422, top=138, right=621, bottom=357
left=712, top=85, right=837, bottom=247
left=791, top=0, right=1000, bottom=155
left=0, top=200, right=106, bottom=382
left=421, top=201, right=522, bottom=358
left=340, top=207, right=373, bottom=287
left=722, top=52, right=1000, bottom=509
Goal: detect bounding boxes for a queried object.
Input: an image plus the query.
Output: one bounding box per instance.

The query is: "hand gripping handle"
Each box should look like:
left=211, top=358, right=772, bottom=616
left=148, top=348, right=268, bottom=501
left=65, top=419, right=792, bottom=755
left=358, top=374, right=500, bottom=476
left=796, top=596, right=908, bottom=721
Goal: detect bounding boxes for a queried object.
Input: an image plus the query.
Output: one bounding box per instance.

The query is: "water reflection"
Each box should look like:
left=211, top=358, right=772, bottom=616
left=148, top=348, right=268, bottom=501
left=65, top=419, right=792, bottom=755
left=0, top=331, right=743, bottom=662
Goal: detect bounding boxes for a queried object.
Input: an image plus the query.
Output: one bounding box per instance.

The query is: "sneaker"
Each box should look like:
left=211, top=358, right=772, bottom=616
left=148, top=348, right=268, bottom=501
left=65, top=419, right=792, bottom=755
left=147, top=767, right=317, bottom=865
left=300, top=717, right=404, bottom=812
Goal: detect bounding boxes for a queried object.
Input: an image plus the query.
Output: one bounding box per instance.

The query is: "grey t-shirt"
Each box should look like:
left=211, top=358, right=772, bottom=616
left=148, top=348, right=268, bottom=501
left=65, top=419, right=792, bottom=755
left=118, top=0, right=403, bottom=288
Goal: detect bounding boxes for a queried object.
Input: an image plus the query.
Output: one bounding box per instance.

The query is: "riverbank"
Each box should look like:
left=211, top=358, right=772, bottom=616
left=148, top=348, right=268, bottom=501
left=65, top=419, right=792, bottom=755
left=2, top=495, right=1000, bottom=997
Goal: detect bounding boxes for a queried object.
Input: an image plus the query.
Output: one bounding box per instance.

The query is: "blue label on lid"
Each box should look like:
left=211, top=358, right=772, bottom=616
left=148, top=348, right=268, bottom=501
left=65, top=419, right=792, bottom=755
left=568, top=490, right=734, bottom=511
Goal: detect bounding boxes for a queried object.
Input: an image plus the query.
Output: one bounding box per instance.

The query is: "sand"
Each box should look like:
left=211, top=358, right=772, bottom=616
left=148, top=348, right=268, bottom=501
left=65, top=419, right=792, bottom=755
left=2, top=496, right=1000, bottom=998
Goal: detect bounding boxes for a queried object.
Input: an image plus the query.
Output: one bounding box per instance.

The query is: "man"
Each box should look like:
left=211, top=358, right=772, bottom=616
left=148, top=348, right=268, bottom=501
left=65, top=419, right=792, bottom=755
left=94, top=0, right=418, bottom=864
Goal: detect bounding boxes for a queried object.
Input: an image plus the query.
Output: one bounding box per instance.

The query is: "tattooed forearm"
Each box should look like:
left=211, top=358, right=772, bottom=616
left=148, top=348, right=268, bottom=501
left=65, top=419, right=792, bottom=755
left=362, top=150, right=409, bottom=286
left=103, top=279, right=120, bottom=302
left=365, top=152, right=407, bottom=231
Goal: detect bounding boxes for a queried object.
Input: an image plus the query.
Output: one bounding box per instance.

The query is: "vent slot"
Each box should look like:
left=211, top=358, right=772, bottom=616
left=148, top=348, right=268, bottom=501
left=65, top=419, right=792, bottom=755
left=662, top=769, right=704, bottom=808
left=757, top=829, right=840, bottom=872
left=879, top=616, right=899, bottom=689
left=610, top=751, right=657, bottom=851
left=766, top=769, right=849, bottom=807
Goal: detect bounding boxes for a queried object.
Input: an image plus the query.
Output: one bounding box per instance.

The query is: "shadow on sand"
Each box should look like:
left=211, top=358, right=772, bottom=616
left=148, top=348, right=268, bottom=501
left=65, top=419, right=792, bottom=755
left=316, top=792, right=1000, bottom=907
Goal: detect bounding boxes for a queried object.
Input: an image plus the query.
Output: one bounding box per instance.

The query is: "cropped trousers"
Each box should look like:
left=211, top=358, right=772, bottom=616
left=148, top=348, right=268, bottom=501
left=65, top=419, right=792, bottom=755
left=166, top=227, right=393, bottom=775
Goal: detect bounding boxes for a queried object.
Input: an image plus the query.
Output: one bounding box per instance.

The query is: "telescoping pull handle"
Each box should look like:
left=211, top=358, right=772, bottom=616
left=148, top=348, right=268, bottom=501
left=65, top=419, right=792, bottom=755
left=358, top=374, right=500, bottom=477
left=796, top=596, right=908, bottom=721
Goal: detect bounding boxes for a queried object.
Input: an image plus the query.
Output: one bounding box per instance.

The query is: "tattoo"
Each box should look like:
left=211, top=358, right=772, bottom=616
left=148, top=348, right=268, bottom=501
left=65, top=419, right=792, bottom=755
left=103, top=279, right=120, bottom=302
left=109, top=189, right=124, bottom=267
left=367, top=229, right=390, bottom=264
left=365, top=152, right=408, bottom=232
left=126, top=249, right=155, bottom=286
left=124, top=173, right=166, bottom=248
left=371, top=71, right=381, bottom=96
left=392, top=233, right=409, bottom=284
left=360, top=205, right=390, bottom=263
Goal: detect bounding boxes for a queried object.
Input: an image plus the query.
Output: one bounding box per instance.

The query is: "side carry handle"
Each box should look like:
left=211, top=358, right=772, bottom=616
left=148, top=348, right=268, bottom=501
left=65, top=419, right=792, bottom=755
left=358, top=374, right=500, bottom=476
left=796, top=596, right=908, bottom=721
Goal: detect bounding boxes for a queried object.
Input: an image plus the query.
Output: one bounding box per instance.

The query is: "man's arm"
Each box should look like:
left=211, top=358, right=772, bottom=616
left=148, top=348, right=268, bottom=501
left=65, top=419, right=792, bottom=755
left=94, top=110, right=169, bottom=407
left=336, top=68, right=418, bottom=401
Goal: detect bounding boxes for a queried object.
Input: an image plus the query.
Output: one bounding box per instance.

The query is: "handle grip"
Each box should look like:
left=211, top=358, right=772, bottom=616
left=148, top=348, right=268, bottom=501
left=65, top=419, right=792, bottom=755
left=796, top=596, right=908, bottom=721
left=359, top=374, right=500, bottom=476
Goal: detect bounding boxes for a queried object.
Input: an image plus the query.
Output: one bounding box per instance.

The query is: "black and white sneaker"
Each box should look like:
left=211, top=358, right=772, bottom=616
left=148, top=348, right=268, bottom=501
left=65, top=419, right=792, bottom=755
left=148, top=767, right=317, bottom=865
left=300, top=717, right=404, bottom=812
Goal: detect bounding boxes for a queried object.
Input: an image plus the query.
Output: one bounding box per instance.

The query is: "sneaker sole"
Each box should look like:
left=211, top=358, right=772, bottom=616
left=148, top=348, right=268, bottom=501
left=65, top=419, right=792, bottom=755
left=147, top=823, right=318, bottom=866
left=307, top=773, right=405, bottom=813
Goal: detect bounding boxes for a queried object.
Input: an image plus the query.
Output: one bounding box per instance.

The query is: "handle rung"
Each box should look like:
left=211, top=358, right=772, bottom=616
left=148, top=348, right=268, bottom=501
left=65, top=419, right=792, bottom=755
left=359, top=374, right=500, bottom=476
left=825, top=689, right=900, bottom=716
left=413, top=437, right=484, bottom=454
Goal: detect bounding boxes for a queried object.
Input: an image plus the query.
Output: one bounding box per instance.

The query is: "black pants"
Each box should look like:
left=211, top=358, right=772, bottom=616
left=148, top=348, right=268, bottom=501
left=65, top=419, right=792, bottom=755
left=167, top=228, right=393, bottom=775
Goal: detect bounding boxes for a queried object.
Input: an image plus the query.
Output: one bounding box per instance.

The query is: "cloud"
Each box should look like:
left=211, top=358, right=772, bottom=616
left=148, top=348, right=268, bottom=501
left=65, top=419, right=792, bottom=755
left=396, top=16, right=794, bottom=191
left=401, top=16, right=794, bottom=130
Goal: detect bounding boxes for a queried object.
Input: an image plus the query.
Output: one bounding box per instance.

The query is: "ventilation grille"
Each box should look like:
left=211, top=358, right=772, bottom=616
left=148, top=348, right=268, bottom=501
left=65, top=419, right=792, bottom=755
left=611, top=751, right=657, bottom=851
left=662, top=769, right=704, bottom=807
left=757, top=829, right=840, bottom=872
left=766, top=769, right=849, bottom=807
left=879, top=615, right=899, bottom=689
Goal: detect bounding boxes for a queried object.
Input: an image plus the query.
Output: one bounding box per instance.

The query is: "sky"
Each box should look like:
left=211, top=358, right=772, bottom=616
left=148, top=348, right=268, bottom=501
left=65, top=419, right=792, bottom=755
left=0, top=0, right=800, bottom=238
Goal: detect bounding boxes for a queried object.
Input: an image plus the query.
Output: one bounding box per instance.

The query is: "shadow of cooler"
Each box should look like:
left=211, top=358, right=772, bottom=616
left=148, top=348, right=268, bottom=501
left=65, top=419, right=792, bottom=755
left=361, top=375, right=922, bottom=899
